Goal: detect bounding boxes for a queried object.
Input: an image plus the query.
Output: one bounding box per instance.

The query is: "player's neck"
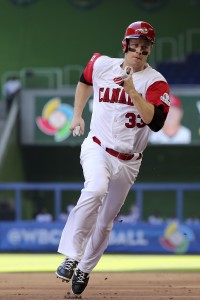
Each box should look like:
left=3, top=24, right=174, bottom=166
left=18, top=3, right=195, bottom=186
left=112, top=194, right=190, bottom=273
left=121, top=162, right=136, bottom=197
left=121, top=62, right=147, bottom=73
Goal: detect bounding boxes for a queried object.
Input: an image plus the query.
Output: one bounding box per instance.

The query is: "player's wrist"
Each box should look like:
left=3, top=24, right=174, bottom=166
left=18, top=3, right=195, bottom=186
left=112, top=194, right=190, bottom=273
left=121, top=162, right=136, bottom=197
left=73, top=111, right=83, bottom=118
left=129, top=89, right=140, bottom=101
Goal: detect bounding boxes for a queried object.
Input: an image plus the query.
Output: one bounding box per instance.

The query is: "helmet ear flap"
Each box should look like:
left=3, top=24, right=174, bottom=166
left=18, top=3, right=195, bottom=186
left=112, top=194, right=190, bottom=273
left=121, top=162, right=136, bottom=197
left=122, top=38, right=129, bottom=53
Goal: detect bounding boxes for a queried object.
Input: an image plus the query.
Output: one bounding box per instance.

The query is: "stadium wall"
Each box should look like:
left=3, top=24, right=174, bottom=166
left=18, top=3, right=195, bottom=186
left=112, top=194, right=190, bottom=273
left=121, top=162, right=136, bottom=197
left=0, top=0, right=199, bottom=80
left=0, top=0, right=199, bottom=221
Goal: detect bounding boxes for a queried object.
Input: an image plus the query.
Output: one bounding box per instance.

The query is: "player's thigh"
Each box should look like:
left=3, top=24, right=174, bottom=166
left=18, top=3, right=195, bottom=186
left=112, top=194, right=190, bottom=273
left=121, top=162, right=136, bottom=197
left=80, top=138, right=111, bottom=193
left=99, top=159, right=141, bottom=223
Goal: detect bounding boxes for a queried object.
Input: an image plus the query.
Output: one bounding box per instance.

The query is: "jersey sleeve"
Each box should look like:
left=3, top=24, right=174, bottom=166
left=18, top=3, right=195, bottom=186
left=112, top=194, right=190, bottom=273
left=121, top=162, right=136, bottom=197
left=146, top=81, right=170, bottom=114
left=80, top=52, right=102, bottom=85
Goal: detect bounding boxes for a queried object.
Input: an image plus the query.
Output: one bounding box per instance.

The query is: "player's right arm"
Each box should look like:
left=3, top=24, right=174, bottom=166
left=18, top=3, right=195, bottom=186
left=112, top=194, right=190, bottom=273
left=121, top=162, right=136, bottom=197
left=70, top=82, right=93, bottom=135
left=70, top=52, right=101, bottom=135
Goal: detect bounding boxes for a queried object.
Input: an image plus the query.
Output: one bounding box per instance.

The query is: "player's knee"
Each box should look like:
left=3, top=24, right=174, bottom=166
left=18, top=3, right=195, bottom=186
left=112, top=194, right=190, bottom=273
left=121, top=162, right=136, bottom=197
left=85, top=180, right=108, bottom=199
left=98, top=222, right=113, bottom=234
left=92, top=187, right=107, bottom=199
left=97, top=216, right=113, bottom=232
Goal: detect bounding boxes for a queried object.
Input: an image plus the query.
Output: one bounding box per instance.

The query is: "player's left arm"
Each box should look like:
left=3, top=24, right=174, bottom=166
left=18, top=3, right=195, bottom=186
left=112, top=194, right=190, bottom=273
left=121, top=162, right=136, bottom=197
left=145, top=81, right=170, bottom=131
left=123, top=79, right=170, bottom=132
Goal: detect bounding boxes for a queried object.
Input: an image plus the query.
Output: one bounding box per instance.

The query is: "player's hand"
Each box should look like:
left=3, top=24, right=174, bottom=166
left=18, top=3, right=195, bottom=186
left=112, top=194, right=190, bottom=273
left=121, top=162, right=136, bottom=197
left=113, top=66, right=133, bottom=86
left=123, top=75, right=136, bottom=96
left=70, top=118, right=85, bottom=137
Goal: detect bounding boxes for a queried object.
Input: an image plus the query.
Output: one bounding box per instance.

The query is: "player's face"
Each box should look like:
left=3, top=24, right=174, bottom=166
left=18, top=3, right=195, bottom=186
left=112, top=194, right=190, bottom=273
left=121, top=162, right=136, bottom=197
left=125, top=38, right=152, bottom=71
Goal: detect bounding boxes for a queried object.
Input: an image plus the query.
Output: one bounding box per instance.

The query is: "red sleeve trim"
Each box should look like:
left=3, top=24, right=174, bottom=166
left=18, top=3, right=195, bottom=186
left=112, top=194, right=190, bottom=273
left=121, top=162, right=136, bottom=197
left=146, top=81, right=170, bottom=114
left=82, top=53, right=102, bottom=85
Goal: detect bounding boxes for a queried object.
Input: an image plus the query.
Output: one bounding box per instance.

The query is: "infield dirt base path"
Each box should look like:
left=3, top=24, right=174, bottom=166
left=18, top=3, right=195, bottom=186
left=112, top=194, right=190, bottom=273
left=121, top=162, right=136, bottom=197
left=0, top=272, right=200, bottom=300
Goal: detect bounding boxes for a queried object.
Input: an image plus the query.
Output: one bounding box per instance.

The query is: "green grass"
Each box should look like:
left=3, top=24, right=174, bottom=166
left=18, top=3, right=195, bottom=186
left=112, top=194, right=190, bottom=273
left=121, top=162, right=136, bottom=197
left=0, top=254, right=200, bottom=272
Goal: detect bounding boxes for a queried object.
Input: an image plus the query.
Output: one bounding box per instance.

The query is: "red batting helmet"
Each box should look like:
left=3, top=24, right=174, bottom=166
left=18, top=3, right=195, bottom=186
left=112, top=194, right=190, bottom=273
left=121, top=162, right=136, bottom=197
left=122, top=21, right=156, bottom=52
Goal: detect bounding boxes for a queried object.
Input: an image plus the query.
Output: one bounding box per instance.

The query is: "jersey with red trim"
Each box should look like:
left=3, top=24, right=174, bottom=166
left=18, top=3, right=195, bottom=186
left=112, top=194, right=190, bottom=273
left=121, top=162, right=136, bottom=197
left=82, top=53, right=102, bottom=85
left=83, top=53, right=170, bottom=153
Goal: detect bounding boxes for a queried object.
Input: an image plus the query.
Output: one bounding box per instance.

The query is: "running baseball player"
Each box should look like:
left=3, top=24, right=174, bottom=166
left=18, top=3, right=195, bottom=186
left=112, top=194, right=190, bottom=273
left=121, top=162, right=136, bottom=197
left=55, top=21, right=170, bottom=297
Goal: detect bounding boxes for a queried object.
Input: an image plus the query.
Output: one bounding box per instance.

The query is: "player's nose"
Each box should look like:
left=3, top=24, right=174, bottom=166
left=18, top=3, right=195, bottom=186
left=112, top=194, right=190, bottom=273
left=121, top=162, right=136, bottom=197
left=135, top=47, right=143, bottom=54
left=135, top=47, right=148, bottom=56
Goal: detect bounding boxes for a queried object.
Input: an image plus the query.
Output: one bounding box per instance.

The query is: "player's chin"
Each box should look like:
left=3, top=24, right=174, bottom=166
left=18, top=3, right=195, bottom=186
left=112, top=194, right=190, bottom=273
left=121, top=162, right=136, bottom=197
left=131, top=60, right=144, bottom=70
left=132, top=57, right=142, bottom=64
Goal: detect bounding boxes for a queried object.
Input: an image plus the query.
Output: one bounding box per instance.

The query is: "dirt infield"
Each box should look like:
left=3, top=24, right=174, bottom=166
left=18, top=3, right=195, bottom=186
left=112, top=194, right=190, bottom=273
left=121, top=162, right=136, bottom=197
left=0, top=272, right=200, bottom=300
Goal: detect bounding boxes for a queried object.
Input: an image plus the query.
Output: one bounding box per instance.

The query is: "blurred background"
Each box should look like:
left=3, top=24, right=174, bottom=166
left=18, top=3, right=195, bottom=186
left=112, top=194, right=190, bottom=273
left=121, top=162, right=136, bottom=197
left=0, top=0, right=199, bottom=254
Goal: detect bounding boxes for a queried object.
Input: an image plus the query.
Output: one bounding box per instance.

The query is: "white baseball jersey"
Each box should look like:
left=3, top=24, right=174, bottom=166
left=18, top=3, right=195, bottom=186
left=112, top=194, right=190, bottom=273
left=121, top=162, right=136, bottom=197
left=84, top=53, right=170, bottom=153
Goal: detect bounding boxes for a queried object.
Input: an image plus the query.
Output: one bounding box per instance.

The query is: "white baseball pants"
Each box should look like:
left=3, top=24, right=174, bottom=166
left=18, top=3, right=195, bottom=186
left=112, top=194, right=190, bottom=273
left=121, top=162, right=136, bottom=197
left=58, top=136, right=142, bottom=273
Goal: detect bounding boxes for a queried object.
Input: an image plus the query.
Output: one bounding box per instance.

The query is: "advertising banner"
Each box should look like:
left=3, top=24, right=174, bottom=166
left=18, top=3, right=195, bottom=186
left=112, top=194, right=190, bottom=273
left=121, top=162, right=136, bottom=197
left=0, top=221, right=199, bottom=254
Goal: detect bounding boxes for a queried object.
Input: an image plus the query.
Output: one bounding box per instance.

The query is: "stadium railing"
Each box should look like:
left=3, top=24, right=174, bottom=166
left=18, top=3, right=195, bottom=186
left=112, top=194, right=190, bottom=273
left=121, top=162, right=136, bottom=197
left=0, top=182, right=200, bottom=222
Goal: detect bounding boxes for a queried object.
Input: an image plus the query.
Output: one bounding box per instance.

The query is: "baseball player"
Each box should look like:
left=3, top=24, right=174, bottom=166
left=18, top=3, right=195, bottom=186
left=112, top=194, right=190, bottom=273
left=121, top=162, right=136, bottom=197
left=55, top=21, right=170, bottom=297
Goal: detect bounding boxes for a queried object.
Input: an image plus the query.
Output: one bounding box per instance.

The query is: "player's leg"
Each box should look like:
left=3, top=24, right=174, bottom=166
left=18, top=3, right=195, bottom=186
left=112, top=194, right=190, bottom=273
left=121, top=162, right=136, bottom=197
left=56, top=137, right=111, bottom=280
left=72, top=157, right=141, bottom=295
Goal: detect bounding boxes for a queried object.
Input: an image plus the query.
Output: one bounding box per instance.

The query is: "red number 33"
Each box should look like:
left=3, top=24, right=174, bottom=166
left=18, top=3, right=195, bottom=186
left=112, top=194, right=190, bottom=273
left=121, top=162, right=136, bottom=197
left=125, top=112, right=145, bottom=128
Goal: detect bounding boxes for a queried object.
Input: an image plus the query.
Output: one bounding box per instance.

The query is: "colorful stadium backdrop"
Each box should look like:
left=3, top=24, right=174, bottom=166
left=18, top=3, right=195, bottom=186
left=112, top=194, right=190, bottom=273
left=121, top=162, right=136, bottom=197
left=20, top=89, right=200, bottom=145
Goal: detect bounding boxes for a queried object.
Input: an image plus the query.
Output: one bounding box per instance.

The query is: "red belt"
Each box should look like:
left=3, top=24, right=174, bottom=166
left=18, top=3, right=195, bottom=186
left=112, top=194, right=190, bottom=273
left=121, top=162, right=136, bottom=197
left=92, top=136, right=142, bottom=161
